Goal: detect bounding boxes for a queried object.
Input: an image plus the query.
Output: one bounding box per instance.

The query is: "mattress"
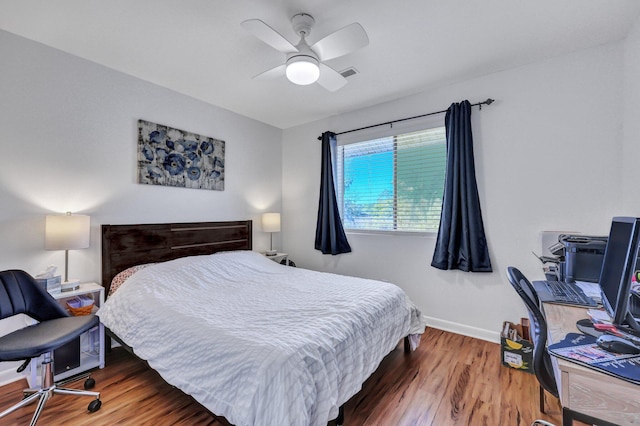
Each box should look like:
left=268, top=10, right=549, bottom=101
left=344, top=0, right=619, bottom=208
left=97, top=250, right=426, bottom=426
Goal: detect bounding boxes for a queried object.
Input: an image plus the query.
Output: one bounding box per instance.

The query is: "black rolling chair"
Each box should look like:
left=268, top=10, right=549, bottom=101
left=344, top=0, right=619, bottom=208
left=0, top=270, right=102, bottom=425
left=506, top=267, right=557, bottom=426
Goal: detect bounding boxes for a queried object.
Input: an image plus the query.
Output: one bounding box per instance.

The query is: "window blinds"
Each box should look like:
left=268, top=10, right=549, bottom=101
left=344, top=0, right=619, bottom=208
left=336, top=126, right=446, bottom=232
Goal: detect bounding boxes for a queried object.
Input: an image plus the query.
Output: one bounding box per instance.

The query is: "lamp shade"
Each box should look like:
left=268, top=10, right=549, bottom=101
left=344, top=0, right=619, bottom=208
left=286, top=56, right=320, bottom=85
left=262, top=213, right=281, bottom=233
left=45, top=213, right=90, bottom=250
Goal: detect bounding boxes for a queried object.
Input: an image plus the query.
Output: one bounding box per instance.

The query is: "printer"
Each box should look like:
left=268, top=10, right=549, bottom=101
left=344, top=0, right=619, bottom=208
left=559, top=234, right=608, bottom=282
left=542, top=234, right=608, bottom=283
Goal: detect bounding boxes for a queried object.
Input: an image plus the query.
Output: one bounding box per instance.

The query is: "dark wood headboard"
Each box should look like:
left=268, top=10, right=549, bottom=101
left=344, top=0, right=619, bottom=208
left=101, top=220, right=252, bottom=296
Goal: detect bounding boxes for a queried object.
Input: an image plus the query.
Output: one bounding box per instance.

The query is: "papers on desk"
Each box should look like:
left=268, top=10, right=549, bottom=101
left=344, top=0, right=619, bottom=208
left=587, top=309, right=612, bottom=324
left=548, top=332, right=640, bottom=385
left=575, top=280, right=601, bottom=304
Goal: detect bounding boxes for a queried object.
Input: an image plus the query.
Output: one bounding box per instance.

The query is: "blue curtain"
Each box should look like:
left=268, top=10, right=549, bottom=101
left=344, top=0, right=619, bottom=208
left=315, top=131, right=352, bottom=255
left=431, top=100, right=492, bottom=272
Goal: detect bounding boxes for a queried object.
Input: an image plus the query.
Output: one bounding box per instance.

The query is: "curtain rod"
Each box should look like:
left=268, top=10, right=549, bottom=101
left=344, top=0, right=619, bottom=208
left=317, top=98, right=494, bottom=140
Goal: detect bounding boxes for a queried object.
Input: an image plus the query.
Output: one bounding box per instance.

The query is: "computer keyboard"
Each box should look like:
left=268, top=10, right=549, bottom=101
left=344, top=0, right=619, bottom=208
left=543, top=280, right=594, bottom=305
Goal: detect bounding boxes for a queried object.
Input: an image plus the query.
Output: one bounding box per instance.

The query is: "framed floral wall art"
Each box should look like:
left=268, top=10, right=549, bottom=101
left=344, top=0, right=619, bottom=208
left=137, top=120, right=225, bottom=191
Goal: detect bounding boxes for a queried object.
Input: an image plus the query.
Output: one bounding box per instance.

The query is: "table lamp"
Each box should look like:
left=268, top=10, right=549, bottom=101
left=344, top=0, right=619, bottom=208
left=45, top=212, right=90, bottom=291
left=262, top=213, right=281, bottom=256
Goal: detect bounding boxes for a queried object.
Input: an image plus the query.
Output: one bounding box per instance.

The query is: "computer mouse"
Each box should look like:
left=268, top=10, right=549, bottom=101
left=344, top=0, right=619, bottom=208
left=596, top=334, right=640, bottom=355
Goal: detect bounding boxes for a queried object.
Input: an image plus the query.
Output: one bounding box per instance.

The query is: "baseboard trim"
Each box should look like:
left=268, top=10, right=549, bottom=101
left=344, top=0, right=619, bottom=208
left=0, top=368, right=22, bottom=387
left=424, top=316, right=500, bottom=344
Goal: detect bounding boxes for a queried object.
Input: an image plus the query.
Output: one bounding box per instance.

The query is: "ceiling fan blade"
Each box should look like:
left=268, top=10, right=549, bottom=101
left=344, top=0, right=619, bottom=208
left=253, top=64, right=287, bottom=80
left=317, top=63, right=347, bottom=92
left=311, top=23, right=369, bottom=61
left=241, top=19, right=298, bottom=54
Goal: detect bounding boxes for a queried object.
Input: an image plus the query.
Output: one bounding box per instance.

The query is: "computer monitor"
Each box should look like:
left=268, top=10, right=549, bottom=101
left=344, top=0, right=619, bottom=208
left=599, top=217, right=640, bottom=332
left=613, top=225, right=640, bottom=333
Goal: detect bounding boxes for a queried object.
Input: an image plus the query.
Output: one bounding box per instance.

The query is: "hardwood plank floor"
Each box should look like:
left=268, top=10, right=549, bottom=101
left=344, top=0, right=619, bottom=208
left=0, top=328, right=582, bottom=425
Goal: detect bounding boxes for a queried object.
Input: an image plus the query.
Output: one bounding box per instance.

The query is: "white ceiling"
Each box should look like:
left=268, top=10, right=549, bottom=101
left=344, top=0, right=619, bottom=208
left=1, top=0, right=639, bottom=129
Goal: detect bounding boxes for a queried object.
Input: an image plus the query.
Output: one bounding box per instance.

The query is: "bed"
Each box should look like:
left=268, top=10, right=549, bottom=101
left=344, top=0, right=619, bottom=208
left=98, top=220, right=426, bottom=426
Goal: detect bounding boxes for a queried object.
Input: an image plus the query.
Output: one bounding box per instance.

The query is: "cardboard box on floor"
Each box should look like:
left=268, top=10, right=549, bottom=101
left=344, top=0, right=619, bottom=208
left=501, top=319, right=534, bottom=374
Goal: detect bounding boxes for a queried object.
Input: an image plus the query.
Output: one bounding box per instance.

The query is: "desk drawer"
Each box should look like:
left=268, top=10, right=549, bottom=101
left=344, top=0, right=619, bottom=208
left=568, top=372, right=640, bottom=425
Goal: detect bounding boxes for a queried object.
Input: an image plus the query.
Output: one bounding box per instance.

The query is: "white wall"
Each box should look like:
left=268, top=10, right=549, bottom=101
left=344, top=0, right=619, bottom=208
left=0, top=30, right=282, bottom=384
left=282, top=41, right=628, bottom=342
left=623, top=15, right=640, bottom=207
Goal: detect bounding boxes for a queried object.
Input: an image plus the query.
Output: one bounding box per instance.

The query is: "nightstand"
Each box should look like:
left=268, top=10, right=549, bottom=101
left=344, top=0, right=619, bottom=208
left=265, top=252, right=289, bottom=265
left=26, top=282, right=105, bottom=387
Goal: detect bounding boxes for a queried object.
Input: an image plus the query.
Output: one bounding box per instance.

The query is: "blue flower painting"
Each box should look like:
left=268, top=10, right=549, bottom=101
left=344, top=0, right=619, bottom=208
left=137, top=120, right=225, bottom=190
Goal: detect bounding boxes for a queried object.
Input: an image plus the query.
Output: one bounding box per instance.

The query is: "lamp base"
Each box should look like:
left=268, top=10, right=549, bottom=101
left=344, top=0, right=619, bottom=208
left=265, top=250, right=277, bottom=256
left=61, top=279, right=81, bottom=292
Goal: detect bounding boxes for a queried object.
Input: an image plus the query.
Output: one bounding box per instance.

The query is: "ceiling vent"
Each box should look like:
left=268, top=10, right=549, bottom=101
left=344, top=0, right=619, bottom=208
left=340, top=67, right=358, bottom=78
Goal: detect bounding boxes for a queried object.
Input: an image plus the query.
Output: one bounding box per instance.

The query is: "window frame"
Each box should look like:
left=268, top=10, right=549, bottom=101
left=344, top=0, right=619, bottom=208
left=335, top=119, right=447, bottom=236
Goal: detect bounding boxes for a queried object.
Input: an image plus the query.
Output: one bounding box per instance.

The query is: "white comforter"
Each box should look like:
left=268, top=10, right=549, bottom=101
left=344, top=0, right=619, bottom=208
left=97, top=251, right=426, bottom=426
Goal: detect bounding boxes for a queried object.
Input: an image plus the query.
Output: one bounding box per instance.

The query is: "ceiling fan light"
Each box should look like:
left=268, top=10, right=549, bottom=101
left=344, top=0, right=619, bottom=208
left=286, top=56, right=320, bottom=85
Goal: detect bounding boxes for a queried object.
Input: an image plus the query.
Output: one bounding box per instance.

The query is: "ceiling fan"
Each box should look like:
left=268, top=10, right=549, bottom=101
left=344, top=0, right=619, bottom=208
left=241, top=13, right=369, bottom=91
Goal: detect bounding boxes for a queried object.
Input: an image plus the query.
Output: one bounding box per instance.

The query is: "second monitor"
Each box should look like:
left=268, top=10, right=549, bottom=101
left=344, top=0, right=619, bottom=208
left=599, top=216, right=640, bottom=334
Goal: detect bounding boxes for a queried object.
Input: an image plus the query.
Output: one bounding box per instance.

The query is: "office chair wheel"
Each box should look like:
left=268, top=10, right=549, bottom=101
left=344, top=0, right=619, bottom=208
left=84, top=377, right=96, bottom=389
left=88, top=399, right=102, bottom=413
left=531, top=421, right=555, bottom=426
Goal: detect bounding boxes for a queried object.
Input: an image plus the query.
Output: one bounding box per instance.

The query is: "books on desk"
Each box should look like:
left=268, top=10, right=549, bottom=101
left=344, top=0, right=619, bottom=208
left=548, top=333, right=640, bottom=385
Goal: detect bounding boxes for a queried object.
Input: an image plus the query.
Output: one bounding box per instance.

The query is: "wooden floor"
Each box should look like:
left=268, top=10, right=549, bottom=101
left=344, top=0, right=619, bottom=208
left=0, top=328, right=581, bottom=426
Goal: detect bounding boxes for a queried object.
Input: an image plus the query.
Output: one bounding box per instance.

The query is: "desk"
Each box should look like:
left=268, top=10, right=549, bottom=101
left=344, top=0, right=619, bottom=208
left=543, top=302, right=640, bottom=426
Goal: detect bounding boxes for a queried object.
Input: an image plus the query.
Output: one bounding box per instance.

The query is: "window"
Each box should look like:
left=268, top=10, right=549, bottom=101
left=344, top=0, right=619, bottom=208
left=336, top=126, right=446, bottom=233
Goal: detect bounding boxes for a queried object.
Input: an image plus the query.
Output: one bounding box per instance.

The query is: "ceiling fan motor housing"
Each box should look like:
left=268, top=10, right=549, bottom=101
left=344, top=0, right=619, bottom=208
left=286, top=17, right=320, bottom=86
left=291, top=13, right=315, bottom=37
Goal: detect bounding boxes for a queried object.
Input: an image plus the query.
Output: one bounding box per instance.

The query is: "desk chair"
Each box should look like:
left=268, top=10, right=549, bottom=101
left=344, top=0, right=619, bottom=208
left=0, top=270, right=102, bottom=425
left=506, top=267, right=558, bottom=426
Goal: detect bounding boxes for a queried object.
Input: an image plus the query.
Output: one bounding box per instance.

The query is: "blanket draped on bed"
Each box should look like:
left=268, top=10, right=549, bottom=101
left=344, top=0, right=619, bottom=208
left=98, top=251, right=426, bottom=426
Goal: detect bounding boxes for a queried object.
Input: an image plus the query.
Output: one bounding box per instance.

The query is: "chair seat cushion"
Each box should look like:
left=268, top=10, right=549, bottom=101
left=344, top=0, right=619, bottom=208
left=0, top=315, right=99, bottom=361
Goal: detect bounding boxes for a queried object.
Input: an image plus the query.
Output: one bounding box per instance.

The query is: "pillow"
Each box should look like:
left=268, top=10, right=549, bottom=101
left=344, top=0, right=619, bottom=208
left=109, top=263, right=154, bottom=297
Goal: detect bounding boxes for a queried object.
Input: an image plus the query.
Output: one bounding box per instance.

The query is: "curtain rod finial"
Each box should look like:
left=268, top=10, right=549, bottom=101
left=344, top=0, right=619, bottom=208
left=485, top=98, right=494, bottom=105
